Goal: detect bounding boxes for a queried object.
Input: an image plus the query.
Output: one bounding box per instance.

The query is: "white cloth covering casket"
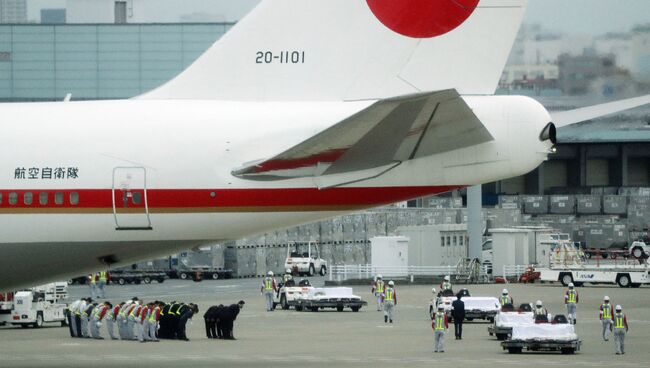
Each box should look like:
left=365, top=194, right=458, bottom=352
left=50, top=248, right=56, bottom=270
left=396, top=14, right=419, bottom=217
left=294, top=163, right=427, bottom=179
left=511, top=324, right=578, bottom=342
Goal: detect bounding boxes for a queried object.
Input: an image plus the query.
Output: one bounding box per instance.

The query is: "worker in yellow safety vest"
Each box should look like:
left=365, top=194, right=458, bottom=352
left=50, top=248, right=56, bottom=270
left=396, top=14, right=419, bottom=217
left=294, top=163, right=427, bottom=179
left=600, top=296, right=613, bottom=341
left=381, top=280, right=397, bottom=323
left=440, top=275, right=452, bottom=292
left=260, top=271, right=277, bottom=312
left=88, top=273, right=97, bottom=299
left=432, top=305, right=448, bottom=353
left=97, top=271, right=108, bottom=299
left=371, top=275, right=385, bottom=311
left=611, top=305, right=629, bottom=355
left=499, top=289, right=513, bottom=306
left=564, top=283, right=578, bottom=324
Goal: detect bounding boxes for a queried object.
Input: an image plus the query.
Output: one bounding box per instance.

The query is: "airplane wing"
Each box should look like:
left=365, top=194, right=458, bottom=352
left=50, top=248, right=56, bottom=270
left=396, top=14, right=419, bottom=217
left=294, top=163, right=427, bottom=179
left=232, top=90, right=493, bottom=187
left=552, top=94, right=650, bottom=128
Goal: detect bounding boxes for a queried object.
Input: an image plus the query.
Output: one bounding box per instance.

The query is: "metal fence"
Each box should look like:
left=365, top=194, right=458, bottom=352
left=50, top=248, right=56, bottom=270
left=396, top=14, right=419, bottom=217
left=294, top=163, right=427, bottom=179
left=501, top=265, right=530, bottom=280
left=328, top=264, right=492, bottom=282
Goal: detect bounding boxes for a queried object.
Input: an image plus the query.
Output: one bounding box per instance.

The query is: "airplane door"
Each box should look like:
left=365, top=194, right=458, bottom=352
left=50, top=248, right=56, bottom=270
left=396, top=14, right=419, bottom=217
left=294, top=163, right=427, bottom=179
left=112, top=167, right=152, bottom=230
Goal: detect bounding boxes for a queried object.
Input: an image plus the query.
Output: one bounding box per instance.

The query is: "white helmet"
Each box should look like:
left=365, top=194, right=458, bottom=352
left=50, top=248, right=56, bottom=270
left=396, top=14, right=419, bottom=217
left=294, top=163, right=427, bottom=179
left=536, top=300, right=542, bottom=307
left=286, top=268, right=291, bottom=274
left=502, top=289, right=508, bottom=295
left=431, top=287, right=437, bottom=294
left=444, top=275, right=450, bottom=281
left=267, top=271, right=274, bottom=277
left=377, top=274, right=383, bottom=279
left=615, top=305, right=622, bottom=311
left=568, top=282, right=574, bottom=288
left=388, top=280, right=395, bottom=286
left=604, top=296, right=610, bottom=302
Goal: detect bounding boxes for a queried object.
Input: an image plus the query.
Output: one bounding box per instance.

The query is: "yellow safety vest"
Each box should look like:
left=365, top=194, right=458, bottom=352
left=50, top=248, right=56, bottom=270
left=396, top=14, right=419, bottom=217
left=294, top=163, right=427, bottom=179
left=264, top=278, right=274, bottom=291
left=385, top=287, right=394, bottom=301
left=283, top=274, right=292, bottom=283
left=534, top=307, right=546, bottom=316
left=99, top=271, right=107, bottom=282
left=129, top=305, right=141, bottom=318
left=89, top=274, right=96, bottom=285
left=500, top=296, right=510, bottom=305
left=614, top=313, right=625, bottom=329
left=567, top=290, right=577, bottom=304
left=434, top=312, right=445, bottom=331
left=376, top=280, right=384, bottom=293
left=149, top=307, right=160, bottom=322
left=602, top=304, right=612, bottom=319
left=442, top=282, right=451, bottom=290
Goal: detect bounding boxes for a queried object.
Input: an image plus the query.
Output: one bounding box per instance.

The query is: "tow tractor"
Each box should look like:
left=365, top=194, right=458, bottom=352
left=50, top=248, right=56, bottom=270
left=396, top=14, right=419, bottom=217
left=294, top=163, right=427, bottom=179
left=4, top=283, right=68, bottom=328
left=433, top=288, right=500, bottom=322
left=284, top=241, right=328, bottom=277
left=537, top=240, right=650, bottom=288
left=273, top=279, right=314, bottom=310
left=488, top=303, right=534, bottom=340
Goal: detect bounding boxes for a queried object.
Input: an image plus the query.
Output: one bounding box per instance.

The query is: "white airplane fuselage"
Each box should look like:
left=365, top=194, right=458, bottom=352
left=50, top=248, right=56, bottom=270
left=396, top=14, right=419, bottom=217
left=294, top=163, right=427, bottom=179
left=0, top=95, right=552, bottom=290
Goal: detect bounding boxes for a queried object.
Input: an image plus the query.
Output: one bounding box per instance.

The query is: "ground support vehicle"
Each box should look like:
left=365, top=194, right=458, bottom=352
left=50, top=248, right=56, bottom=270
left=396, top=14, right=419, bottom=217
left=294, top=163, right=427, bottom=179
left=294, top=287, right=367, bottom=312
left=0, top=293, right=13, bottom=325
left=171, top=267, right=233, bottom=281
left=501, top=324, right=581, bottom=354
left=284, top=242, right=328, bottom=277
left=488, top=308, right=534, bottom=340
left=538, top=240, right=650, bottom=288
left=110, top=270, right=167, bottom=285
left=273, top=279, right=314, bottom=310
left=434, top=289, right=499, bottom=322
left=584, top=241, right=649, bottom=260
left=9, top=283, right=68, bottom=328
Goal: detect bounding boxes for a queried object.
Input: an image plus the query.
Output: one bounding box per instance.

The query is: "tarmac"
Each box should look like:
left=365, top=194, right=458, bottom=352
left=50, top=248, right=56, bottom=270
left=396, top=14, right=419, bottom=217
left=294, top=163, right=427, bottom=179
left=1, top=278, right=649, bottom=368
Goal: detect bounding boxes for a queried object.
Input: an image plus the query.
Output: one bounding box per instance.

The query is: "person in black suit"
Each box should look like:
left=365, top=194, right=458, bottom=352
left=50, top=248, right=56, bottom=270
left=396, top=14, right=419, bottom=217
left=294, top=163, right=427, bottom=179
left=216, top=301, right=245, bottom=339
left=203, top=305, right=222, bottom=338
left=451, top=294, right=465, bottom=340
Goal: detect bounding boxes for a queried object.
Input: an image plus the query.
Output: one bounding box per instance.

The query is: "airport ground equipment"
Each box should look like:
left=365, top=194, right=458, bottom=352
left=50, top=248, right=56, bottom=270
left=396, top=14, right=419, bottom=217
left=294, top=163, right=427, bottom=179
left=536, top=241, right=650, bottom=288
left=68, top=270, right=168, bottom=285
left=488, top=305, right=534, bottom=340
left=285, top=242, right=327, bottom=277
left=583, top=240, right=650, bottom=260
left=8, top=283, right=68, bottom=328
left=294, top=287, right=367, bottom=312
left=501, top=322, right=581, bottom=354
left=169, top=266, right=233, bottom=281
left=273, top=279, right=314, bottom=310
left=433, top=288, right=499, bottom=322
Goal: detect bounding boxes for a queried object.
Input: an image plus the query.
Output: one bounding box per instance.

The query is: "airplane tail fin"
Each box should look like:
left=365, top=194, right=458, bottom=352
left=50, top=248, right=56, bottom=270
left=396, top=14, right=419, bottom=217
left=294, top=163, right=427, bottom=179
left=140, top=0, right=527, bottom=101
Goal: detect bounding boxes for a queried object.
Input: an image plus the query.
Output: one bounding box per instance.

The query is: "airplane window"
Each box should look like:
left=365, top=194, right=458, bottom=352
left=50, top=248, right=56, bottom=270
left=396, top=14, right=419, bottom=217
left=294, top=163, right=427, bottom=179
left=54, top=192, right=64, bottom=205
left=70, top=192, right=79, bottom=205
left=9, top=192, right=17, bottom=205
left=440, top=236, right=445, bottom=247
left=24, top=192, right=33, bottom=205
left=39, top=192, right=48, bottom=206
left=132, top=192, right=142, bottom=205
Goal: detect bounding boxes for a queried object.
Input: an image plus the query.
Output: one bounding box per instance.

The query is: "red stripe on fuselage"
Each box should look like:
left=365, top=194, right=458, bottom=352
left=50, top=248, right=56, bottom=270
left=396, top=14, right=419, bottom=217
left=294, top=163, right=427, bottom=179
left=0, top=186, right=461, bottom=211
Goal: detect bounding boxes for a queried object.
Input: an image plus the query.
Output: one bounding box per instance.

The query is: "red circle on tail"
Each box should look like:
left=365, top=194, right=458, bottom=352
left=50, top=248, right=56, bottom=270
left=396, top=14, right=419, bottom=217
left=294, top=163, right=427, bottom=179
left=366, top=0, right=480, bottom=39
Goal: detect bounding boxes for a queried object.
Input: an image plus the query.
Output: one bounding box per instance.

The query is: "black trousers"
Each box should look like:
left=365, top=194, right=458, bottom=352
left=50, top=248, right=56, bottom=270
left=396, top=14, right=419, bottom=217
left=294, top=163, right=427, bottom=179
left=454, top=320, right=463, bottom=338
left=217, top=319, right=234, bottom=339
left=74, top=315, right=82, bottom=338
left=66, top=312, right=74, bottom=337
left=205, top=319, right=217, bottom=338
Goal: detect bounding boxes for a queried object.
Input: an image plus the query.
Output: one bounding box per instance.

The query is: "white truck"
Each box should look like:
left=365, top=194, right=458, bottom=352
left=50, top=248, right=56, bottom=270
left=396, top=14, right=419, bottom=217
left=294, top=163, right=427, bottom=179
left=537, top=241, right=650, bottom=288
left=6, top=283, right=68, bottom=328
left=285, top=242, right=328, bottom=276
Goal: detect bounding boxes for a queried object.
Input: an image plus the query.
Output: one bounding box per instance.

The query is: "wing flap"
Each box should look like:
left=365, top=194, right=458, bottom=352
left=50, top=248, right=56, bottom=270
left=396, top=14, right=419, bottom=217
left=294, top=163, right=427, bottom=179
left=232, top=90, right=493, bottom=181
